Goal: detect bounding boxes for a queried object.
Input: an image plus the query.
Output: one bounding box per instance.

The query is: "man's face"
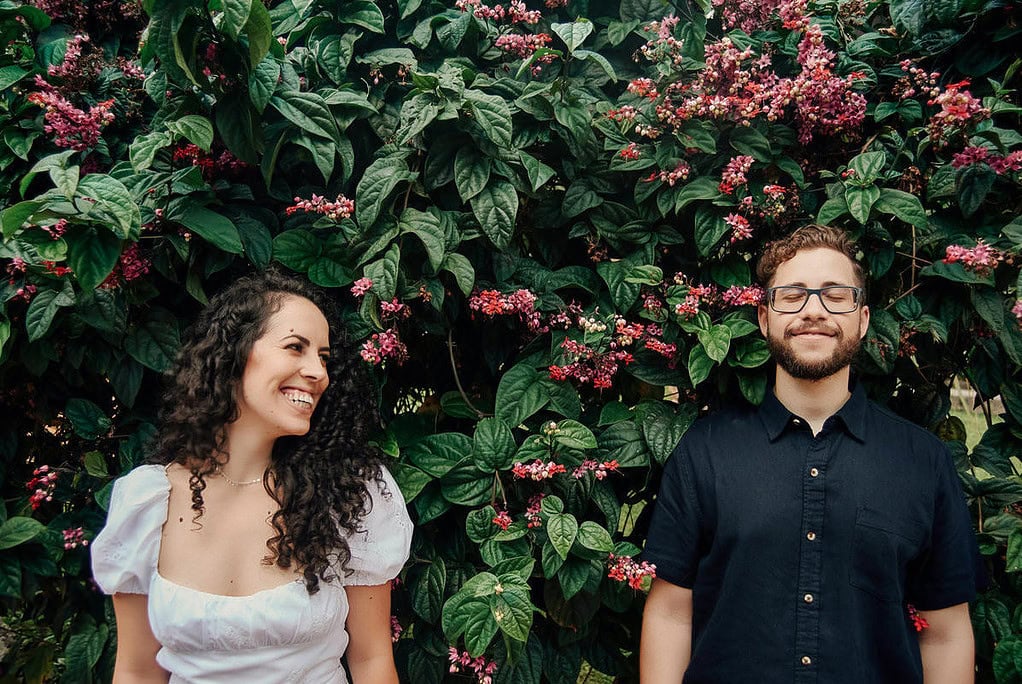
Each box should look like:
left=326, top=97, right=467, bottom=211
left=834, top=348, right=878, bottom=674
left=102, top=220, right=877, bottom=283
left=757, top=247, right=870, bottom=381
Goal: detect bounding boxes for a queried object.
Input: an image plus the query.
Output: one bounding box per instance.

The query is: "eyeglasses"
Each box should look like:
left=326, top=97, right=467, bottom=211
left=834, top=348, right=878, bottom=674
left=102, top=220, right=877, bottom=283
left=766, top=286, right=863, bottom=314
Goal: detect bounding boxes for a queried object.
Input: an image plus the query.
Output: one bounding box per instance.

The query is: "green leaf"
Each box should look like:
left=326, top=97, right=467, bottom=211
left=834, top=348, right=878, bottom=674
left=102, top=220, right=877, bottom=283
left=688, top=344, right=714, bottom=386
left=518, top=151, right=555, bottom=191
left=845, top=185, right=881, bottom=225
left=551, top=20, right=593, bottom=52
left=399, top=208, right=445, bottom=272
left=464, top=90, right=513, bottom=148
left=473, top=418, right=517, bottom=472
left=729, top=127, right=772, bottom=161
left=919, top=260, right=994, bottom=286
left=874, top=188, right=927, bottom=228
left=471, top=181, right=518, bottom=249
left=25, top=284, right=74, bottom=342
left=124, top=314, right=180, bottom=372
left=244, top=1, right=273, bottom=66
left=167, top=114, right=215, bottom=152
left=455, top=148, right=491, bottom=202
left=562, top=181, right=603, bottom=218
left=174, top=205, right=244, bottom=254
left=495, top=362, right=548, bottom=427
left=957, top=163, right=997, bottom=217
left=694, top=206, right=728, bottom=256
left=222, top=0, right=253, bottom=39
left=129, top=131, right=173, bottom=171
left=0, top=65, right=29, bottom=90
left=67, top=230, right=122, bottom=291
left=272, top=229, right=321, bottom=271
left=1007, top=528, right=1022, bottom=573
left=596, top=260, right=641, bottom=311
left=76, top=175, right=141, bottom=239
left=547, top=513, right=578, bottom=560
left=357, top=157, right=411, bottom=228
left=65, top=398, right=112, bottom=440
left=574, top=49, right=617, bottom=82
left=1, top=201, right=43, bottom=238
left=597, top=421, right=649, bottom=467
left=411, top=559, right=447, bottom=622
left=697, top=324, right=732, bottom=362
left=249, top=57, right=279, bottom=112
left=442, top=253, right=475, bottom=296
left=442, top=464, right=491, bottom=506
left=406, top=433, right=472, bottom=478
left=576, top=521, right=613, bottom=553
left=0, top=517, right=45, bottom=551
left=491, top=585, right=533, bottom=642
left=338, top=1, right=385, bottom=32
left=738, top=372, right=767, bottom=404
left=551, top=419, right=597, bottom=450
left=270, top=92, right=340, bottom=142
left=816, top=196, right=849, bottom=225
left=84, top=451, right=109, bottom=478
left=675, top=176, right=721, bottom=213
left=972, top=288, right=1005, bottom=334
left=642, top=407, right=694, bottom=464
left=848, top=151, right=886, bottom=180
left=365, top=243, right=401, bottom=300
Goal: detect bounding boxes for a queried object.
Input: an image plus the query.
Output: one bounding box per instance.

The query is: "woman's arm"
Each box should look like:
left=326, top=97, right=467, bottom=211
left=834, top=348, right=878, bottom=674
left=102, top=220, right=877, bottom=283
left=345, top=584, right=399, bottom=684
left=111, top=593, right=170, bottom=684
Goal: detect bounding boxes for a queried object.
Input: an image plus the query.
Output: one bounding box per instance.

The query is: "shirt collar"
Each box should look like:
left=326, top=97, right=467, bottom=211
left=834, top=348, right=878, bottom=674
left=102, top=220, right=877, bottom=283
left=760, top=380, right=868, bottom=443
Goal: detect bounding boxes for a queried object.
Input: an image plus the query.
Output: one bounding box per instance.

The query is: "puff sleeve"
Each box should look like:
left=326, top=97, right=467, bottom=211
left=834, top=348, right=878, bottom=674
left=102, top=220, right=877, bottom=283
left=90, top=465, right=170, bottom=595
left=343, top=466, right=413, bottom=586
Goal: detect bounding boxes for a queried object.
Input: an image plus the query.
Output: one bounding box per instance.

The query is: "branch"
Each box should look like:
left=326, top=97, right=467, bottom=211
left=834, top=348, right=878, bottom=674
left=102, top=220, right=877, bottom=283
left=447, top=330, right=488, bottom=419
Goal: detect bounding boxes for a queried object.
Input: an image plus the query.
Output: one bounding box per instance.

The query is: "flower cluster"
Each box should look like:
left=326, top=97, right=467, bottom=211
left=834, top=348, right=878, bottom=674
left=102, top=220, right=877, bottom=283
left=350, top=278, right=373, bottom=297
left=285, top=194, right=355, bottom=222
left=711, top=0, right=785, bottom=33
left=31, top=0, right=86, bottom=26
left=719, top=156, right=755, bottom=194
left=47, top=34, right=103, bottom=89
left=624, top=15, right=866, bottom=145
left=638, top=15, right=683, bottom=66
left=927, top=80, right=990, bottom=146
left=42, top=261, right=72, bottom=277
left=675, top=283, right=719, bottom=318
left=494, top=33, right=554, bottom=64
left=894, top=59, right=941, bottom=101
left=511, top=459, right=567, bottom=480
left=468, top=288, right=544, bottom=332
left=572, top=459, right=619, bottom=480
left=943, top=241, right=1001, bottom=276
left=27, top=76, right=115, bottom=151
left=455, top=0, right=540, bottom=23
left=26, top=466, right=58, bottom=510
left=618, top=142, right=642, bottom=160
left=548, top=337, right=634, bottom=389
left=42, top=219, right=68, bottom=240
left=360, top=329, right=409, bottom=366
left=607, top=553, right=657, bottom=590
left=525, top=494, right=544, bottom=528
left=492, top=509, right=513, bottom=531
left=647, top=161, right=692, bottom=186
left=951, top=146, right=1022, bottom=175
left=448, top=648, right=498, bottom=684
left=725, top=213, right=753, bottom=243
left=1013, top=301, right=1022, bottom=328
left=907, top=604, right=929, bottom=632
left=390, top=616, right=403, bottom=643
left=62, top=527, right=89, bottom=550
left=172, top=144, right=249, bottom=181
left=721, top=285, right=765, bottom=307
left=100, top=243, right=150, bottom=289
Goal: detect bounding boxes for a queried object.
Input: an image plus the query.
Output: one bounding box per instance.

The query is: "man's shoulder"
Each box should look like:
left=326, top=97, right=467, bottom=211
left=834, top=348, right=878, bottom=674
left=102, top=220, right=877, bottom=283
left=676, top=403, right=760, bottom=448
left=864, top=398, right=949, bottom=458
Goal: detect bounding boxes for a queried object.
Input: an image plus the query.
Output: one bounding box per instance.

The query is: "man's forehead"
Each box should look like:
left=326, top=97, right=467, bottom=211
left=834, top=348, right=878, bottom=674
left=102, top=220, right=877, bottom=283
left=773, top=247, right=858, bottom=282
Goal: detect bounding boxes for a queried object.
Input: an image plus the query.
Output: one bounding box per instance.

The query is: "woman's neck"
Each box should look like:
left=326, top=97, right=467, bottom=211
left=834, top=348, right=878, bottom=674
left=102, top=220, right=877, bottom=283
left=219, top=421, right=275, bottom=479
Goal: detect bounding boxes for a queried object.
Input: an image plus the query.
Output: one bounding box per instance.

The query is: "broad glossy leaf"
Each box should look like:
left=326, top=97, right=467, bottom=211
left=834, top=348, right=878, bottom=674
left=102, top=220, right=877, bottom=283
left=465, top=90, right=513, bottom=147
left=65, top=398, right=111, bottom=440
left=76, top=175, right=141, bottom=239
left=67, top=230, right=121, bottom=291
left=338, top=1, right=385, bottom=33
left=174, top=205, right=244, bottom=254
left=455, top=148, right=491, bottom=202
left=495, top=362, right=548, bottom=427
left=222, top=0, right=253, bottom=40
left=551, top=20, right=593, bottom=52
left=168, top=115, right=214, bottom=152
left=471, top=181, right=518, bottom=249
left=0, top=517, right=45, bottom=550
left=365, top=243, right=400, bottom=300
left=473, top=418, right=517, bottom=472
left=547, top=513, right=578, bottom=559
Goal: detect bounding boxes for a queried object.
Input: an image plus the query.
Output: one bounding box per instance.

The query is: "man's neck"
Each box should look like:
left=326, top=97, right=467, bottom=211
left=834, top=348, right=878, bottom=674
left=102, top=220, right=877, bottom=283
left=772, top=367, right=853, bottom=436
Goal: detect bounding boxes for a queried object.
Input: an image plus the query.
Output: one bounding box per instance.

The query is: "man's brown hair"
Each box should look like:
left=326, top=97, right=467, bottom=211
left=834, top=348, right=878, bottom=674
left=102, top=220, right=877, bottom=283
left=756, top=224, right=865, bottom=288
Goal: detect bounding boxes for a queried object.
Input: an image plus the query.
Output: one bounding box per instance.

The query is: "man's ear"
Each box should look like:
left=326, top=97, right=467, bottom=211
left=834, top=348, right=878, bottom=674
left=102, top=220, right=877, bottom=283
left=758, top=303, right=770, bottom=337
left=858, top=304, right=870, bottom=340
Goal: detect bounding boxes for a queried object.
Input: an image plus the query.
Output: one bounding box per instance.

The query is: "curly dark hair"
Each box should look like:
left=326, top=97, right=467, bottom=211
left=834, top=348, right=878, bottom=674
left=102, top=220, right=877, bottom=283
left=150, top=269, right=386, bottom=594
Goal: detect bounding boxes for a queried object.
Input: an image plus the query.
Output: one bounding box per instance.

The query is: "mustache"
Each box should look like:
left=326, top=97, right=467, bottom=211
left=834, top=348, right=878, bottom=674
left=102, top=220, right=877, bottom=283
left=785, top=325, right=840, bottom=337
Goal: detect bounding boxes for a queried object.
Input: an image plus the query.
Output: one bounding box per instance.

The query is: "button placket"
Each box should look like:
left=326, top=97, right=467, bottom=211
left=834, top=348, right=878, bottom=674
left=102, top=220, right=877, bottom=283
left=795, top=437, right=827, bottom=682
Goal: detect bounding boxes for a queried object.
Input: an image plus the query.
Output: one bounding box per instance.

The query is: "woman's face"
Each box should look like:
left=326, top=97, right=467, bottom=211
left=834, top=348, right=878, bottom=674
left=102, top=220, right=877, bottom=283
left=233, top=295, right=331, bottom=439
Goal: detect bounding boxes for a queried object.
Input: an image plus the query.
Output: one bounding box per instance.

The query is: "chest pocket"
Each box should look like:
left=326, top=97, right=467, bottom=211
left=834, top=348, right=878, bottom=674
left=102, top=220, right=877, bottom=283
left=849, top=506, right=926, bottom=602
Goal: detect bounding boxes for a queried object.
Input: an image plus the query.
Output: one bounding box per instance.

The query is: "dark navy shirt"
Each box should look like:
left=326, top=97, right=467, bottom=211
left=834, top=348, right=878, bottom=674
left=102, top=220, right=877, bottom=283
left=643, top=384, right=976, bottom=684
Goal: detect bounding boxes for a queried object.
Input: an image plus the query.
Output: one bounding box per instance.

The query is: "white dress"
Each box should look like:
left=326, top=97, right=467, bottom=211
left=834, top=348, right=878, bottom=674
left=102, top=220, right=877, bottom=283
left=91, top=464, right=413, bottom=684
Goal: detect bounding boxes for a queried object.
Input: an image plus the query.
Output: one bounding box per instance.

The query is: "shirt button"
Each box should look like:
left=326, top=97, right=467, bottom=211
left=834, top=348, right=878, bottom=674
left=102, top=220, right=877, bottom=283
left=801, top=656, right=812, bottom=666
left=809, top=467, right=820, bottom=477
left=803, top=593, right=814, bottom=603
left=792, top=418, right=801, bottom=425
left=806, top=531, right=817, bottom=541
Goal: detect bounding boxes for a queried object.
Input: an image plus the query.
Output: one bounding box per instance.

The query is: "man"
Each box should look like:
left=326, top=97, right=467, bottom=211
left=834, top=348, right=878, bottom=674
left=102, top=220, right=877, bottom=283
left=640, top=225, right=976, bottom=683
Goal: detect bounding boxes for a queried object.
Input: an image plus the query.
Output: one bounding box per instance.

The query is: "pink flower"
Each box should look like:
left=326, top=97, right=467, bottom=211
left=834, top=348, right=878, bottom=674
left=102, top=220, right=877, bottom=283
left=511, top=459, right=567, bottom=480
left=285, top=194, right=355, bottom=221
left=719, top=155, right=755, bottom=194
left=62, top=526, right=88, bottom=550
left=350, top=278, right=373, bottom=297
left=725, top=213, right=753, bottom=243
left=390, top=616, right=403, bottom=643
left=607, top=553, right=657, bottom=590
left=943, top=240, right=1001, bottom=275
left=26, top=466, right=58, bottom=510
left=572, top=459, right=620, bottom=480
left=492, top=510, right=512, bottom=530
left=27, top=76, right=115, bottom=151
left=721, top=284, right=765, bottom=306
left=360, top=329, right=409, bottom=366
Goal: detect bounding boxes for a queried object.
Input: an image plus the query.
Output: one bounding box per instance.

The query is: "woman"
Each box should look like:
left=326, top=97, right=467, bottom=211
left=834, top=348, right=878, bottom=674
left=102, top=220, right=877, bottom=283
left=91, top=270, right=411, bottom=683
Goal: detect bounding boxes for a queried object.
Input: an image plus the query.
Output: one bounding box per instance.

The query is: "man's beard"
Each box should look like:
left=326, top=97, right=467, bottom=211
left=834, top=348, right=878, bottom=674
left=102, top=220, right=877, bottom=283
left=765, top=325, right=861, bottom=381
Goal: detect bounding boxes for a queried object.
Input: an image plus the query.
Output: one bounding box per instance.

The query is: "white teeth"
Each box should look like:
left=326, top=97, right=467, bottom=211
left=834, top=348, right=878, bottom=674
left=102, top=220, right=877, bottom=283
left=282, top=390, right=313, bottom=407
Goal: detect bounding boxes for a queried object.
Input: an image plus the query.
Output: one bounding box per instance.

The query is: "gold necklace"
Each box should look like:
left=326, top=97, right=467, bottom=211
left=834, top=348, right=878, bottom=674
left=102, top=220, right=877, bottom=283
left=215, top=464, right=264, bottom=487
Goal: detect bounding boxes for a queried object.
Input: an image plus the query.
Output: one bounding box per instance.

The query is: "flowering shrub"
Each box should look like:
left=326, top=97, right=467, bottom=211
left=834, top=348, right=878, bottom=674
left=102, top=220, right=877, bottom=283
left=3, top=0, right=1022, bottom=681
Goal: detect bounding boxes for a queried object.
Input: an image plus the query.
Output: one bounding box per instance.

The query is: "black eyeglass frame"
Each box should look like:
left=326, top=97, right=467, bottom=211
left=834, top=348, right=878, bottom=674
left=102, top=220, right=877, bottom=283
left=765, top=285, right=864, bottom=314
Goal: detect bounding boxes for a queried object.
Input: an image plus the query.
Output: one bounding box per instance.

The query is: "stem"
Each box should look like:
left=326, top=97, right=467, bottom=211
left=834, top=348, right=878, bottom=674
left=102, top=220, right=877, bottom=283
left=885, top=281, right=925, bottom=309
left=910, top=225, right=918, bottom=290
left=447, top=330, right=488, bottom=419
left=493, top=473, right=507, bottom=506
